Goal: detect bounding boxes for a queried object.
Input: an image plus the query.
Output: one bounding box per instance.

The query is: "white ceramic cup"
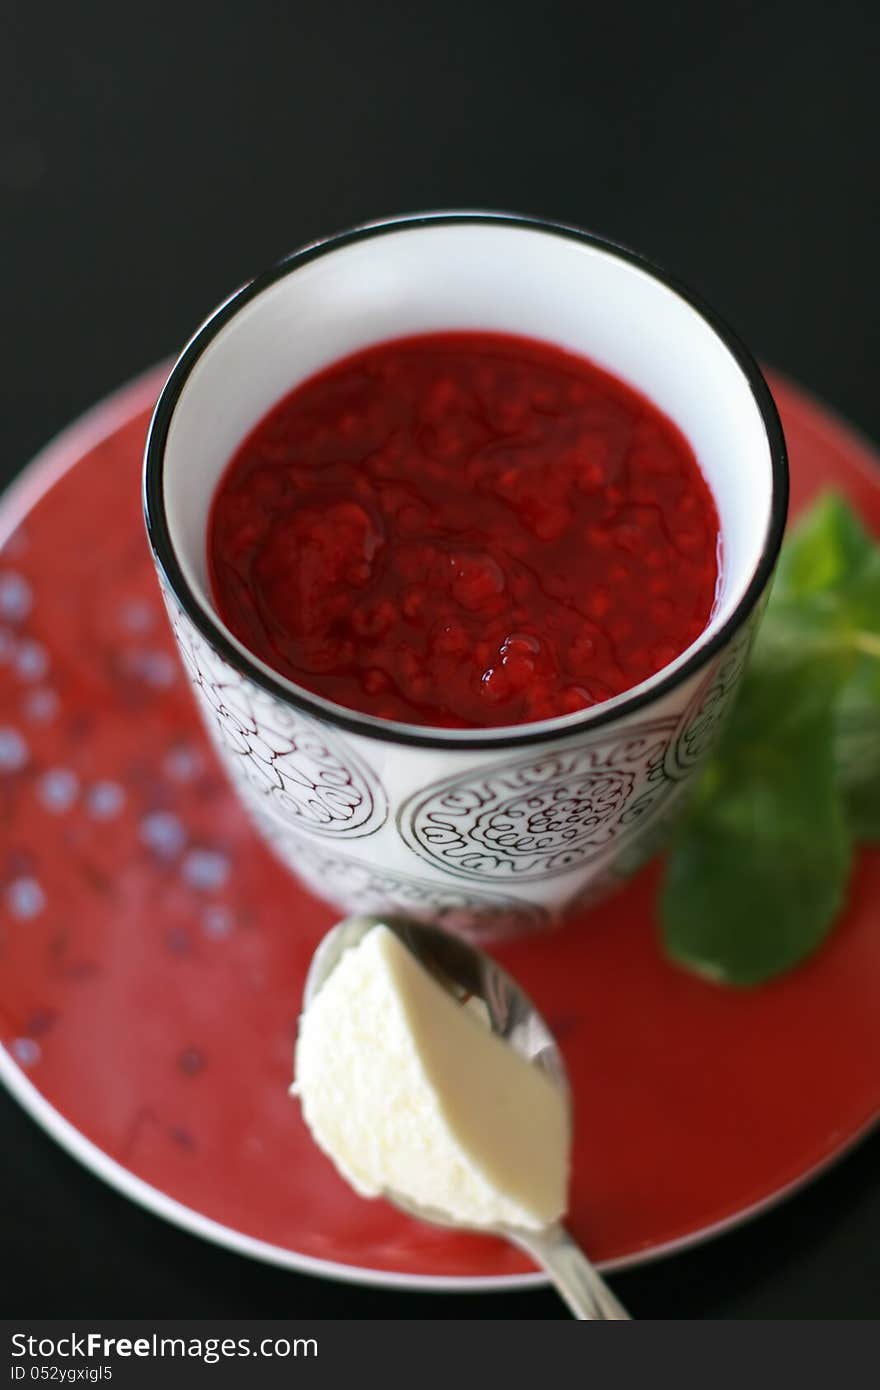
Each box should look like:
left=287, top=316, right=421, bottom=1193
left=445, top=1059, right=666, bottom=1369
left=144, top=214, right=787, bottom=941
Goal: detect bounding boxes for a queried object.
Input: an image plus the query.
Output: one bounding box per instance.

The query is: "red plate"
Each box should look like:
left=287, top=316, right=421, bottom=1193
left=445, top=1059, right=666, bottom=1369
left=0, top=366, right=878, bottom=1289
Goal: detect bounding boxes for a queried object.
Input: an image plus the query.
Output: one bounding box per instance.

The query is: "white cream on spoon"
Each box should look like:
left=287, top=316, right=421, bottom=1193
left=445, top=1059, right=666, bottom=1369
left=292, top=916, right=630, bottom=1319
left=293, top=923, right=568, bottom=1230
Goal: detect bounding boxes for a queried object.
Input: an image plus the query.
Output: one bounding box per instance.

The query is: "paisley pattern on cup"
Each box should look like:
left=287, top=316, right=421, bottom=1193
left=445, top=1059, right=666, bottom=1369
left=397, top=720, right=681, bottom=884
left=164, top=593, right=388, bottom=841
left=248, top=801, right=550, bottom=942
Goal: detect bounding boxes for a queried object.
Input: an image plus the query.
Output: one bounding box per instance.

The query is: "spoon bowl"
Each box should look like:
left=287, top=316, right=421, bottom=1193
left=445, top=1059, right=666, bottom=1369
left=303, top=914, right=630, bottom=1320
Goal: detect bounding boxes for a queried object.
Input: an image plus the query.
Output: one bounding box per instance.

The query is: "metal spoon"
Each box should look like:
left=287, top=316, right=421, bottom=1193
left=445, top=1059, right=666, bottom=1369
left=303, top=914, right=630, bottom=1321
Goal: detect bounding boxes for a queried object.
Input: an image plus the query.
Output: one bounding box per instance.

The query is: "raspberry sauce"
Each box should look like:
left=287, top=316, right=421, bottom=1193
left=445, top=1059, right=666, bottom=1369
left=208, top=332, right=719, bottom=728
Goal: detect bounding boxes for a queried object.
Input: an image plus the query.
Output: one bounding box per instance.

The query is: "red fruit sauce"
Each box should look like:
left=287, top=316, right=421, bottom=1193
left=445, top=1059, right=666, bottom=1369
left=208, top=332, right=720, bottom=728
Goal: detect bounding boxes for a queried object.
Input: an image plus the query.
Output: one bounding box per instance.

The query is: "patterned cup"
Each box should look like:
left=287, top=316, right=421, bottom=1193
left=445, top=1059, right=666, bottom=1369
left=144, top=214, right=787, bottom=941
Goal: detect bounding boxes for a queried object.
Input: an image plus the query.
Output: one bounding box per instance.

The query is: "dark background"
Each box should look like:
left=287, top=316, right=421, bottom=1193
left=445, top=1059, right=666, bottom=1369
left=2, top=0, right=878, bottom=1318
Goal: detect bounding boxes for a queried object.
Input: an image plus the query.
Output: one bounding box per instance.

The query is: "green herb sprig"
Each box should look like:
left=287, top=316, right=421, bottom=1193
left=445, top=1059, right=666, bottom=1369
left=661, top=493, right=880, bottom=986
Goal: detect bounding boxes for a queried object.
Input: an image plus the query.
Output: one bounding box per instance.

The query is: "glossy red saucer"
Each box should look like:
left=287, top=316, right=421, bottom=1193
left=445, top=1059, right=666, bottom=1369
left=0, top=366, right=877, bottom=1289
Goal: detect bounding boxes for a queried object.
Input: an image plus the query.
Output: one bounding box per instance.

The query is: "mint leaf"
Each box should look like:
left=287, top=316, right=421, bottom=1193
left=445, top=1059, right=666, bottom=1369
left=661, top=660, right=852, bottom=986
left=742, top=498, right=880, bottom=840
left=772, top=492, right=874, bottom=600
left=661, top=492, right=879, bottom=987
left=833, top=596, right=880, bottom=839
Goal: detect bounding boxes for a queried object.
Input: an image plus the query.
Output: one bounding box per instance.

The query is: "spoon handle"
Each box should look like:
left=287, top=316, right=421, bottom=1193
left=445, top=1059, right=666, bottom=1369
left=512, top=1224, right=631, bottom=1320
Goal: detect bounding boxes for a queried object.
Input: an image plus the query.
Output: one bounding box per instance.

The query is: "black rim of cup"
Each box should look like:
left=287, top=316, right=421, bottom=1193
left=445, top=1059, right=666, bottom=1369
left=143, top=211, right=789, bottom=751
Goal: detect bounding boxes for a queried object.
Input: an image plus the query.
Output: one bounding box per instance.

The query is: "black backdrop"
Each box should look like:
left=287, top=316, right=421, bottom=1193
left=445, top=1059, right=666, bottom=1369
left=2, top=0, right=878, bottom=1318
